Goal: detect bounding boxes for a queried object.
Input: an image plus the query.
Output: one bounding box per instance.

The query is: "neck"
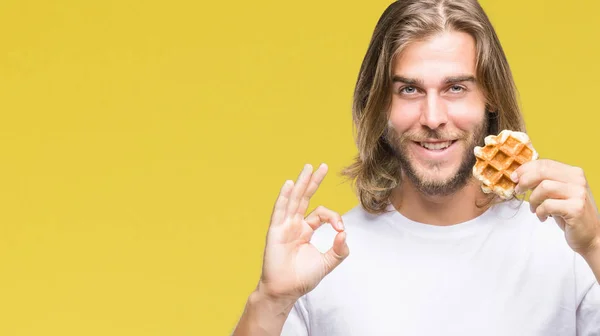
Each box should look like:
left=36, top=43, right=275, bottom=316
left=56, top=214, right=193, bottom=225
left=390, top=177, right=492, bottom=226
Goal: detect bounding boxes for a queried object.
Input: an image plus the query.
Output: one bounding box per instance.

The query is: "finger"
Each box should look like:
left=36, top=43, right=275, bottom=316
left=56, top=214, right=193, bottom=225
left=322, top=231, right=350, bottom=274
left=285, top=164, right=313, bottom=219
left=536, top=198, right=572, bottom=222
left=296, top=163, right=328, bottom=216
left=304, top=205, right=344, bottom=232
left=270, top=180, right=294, bottom=227
left=513, top=159, right=581, bottom=193
left=528, top=180, right=571, bottom=213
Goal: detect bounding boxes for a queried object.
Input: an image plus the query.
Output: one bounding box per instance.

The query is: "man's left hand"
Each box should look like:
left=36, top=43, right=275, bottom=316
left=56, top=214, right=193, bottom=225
left=512, top=159, right=600, bottom=256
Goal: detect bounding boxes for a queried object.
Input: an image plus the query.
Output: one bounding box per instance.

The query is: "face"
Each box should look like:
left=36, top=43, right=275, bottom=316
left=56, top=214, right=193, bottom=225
left=386, top=31, right=488, bottom=196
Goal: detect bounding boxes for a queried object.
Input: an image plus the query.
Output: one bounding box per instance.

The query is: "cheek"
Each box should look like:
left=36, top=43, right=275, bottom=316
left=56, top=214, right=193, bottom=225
left=388, top=99, right=421, bottom=131
left=447, top=100, right=486, bottom=130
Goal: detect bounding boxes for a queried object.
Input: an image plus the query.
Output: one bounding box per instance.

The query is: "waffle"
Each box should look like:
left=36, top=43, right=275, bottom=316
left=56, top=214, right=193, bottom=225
left=472, top=130, right=538, bottom=199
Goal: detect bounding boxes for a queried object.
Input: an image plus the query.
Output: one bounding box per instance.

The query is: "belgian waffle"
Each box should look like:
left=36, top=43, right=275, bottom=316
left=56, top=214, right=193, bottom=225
left=472, top=130, right=538, bottom=199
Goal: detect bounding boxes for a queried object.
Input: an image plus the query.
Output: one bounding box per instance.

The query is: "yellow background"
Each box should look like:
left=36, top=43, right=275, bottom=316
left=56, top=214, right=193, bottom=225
left=0, top=0, right=598, bottom=334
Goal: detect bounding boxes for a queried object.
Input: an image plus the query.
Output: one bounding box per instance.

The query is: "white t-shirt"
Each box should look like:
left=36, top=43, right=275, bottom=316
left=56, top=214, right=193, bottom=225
left=281, top=199, right=600, bottom=335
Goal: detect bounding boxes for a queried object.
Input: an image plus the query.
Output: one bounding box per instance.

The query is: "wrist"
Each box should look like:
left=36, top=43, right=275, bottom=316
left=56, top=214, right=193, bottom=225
left=232, top=287, right=295, bottom=336
left=251, top=282, right=297, bottom=316
left=580, top=234, right=600, bottom=260
left=579, top=236, right=600, bottom=284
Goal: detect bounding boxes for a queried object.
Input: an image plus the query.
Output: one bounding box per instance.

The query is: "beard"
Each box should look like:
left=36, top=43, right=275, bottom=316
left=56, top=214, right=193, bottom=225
left=384, top=115, right=489, bottom=197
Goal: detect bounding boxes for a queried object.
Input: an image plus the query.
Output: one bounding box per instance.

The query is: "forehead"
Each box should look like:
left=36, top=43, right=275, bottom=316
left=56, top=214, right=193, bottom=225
left=392, top=31, right=477, bottom=79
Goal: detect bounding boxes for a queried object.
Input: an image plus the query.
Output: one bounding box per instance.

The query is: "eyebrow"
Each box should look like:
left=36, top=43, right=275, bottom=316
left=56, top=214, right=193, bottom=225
left=392, top=75, right=476, bottom=85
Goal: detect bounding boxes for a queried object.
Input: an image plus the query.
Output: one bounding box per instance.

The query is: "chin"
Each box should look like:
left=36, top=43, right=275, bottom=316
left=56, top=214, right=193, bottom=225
left=413, top=159, right=461, bottom=178
left=417, top=169, right=460, bottom=186
left=405, top=158, right=474, bottom=196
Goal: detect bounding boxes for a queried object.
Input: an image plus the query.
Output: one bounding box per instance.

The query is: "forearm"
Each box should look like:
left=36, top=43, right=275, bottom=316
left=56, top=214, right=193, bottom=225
left=232, top=290, right=296, bottom=336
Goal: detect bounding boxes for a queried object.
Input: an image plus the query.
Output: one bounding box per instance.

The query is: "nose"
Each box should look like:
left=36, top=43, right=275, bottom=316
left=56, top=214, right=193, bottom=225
left=419, top=94, right=448, bottom=130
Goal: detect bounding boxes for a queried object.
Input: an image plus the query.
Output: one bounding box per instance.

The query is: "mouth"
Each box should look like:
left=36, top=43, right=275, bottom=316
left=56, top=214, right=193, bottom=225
left=417, top=140, right=458, bottom=151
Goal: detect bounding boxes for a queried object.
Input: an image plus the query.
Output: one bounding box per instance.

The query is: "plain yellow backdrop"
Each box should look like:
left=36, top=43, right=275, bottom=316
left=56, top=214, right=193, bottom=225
left=0, top=0, right=598, bottom=334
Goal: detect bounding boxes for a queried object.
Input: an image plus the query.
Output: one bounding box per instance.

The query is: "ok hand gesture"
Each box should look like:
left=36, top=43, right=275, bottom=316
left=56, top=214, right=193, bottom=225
left=257, top=164, right=349, bottom=303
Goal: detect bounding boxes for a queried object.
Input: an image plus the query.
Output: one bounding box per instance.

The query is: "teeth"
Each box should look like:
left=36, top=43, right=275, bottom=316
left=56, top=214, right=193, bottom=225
left=420, top=141, right=452, bottom=150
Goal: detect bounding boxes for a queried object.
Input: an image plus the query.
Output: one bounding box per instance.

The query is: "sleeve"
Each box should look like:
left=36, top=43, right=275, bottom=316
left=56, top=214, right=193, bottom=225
left=575, top=254, right=600, bottom=335
left=281, top=295, right=310, bottom=336
left=577, top=283, right=600, bottom=336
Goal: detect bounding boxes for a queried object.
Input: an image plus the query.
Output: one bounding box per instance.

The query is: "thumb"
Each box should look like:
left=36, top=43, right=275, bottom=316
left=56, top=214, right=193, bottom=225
left=322, top=231, right=350, bottom=274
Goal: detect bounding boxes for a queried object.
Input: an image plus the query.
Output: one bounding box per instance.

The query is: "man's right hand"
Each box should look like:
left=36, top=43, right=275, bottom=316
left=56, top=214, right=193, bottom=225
left=257, top=163, right=350, bottom=304
left=233, top=163, right=349, bottom=336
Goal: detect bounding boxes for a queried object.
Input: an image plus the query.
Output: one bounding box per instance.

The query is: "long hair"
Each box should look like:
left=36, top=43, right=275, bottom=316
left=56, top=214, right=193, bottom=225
left=342, top=0, right=526, bottom=214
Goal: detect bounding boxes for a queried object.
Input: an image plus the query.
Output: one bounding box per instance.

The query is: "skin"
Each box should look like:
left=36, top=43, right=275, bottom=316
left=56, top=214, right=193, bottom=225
left=386, top=31, right=491, bottom=225
left=232, top=163, right=348, bottom=336
left=232, top=30, right=600, bottom=335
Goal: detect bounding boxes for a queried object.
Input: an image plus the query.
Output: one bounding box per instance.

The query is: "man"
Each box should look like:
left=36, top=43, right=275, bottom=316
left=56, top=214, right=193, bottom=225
left=233, top=0, right=600, bottom=335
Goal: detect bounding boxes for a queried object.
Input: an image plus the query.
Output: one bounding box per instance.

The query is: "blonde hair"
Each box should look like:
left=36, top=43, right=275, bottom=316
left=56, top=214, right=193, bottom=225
left=342, top=0, right=526, bottom=214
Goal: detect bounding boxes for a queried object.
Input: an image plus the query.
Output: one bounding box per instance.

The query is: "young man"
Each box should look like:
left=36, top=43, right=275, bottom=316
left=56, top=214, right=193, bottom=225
left=234, top=0, right=600, bottom=335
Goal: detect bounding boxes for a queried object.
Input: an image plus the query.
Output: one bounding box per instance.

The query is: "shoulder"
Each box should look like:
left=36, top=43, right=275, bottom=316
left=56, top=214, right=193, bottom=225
left=491, top=199, right=568, bottom=244
left=490, top=199, right=577, bottom=267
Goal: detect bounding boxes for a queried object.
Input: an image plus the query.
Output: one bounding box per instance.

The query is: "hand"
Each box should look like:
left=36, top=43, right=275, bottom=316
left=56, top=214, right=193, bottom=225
left=512, top=159, right=600, bottom=255
left=257, top=163, right=349, bottom=304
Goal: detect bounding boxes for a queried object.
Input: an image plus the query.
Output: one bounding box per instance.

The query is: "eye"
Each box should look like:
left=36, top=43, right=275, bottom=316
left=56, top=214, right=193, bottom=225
left=449, top=85, right=465, bottom=93
left=399, top=86, right=418, bottom=94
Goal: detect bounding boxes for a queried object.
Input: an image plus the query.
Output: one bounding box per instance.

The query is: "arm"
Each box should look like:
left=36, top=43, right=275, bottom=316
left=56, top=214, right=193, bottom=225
left=581, top=244, right=600, bottom=284
left=232, top=164, right=349, bottom=336
left=232, top=288, right=296, bottom=336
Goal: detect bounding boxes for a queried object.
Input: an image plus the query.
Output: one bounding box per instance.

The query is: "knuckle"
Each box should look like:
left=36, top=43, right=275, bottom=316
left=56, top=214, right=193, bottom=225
left=535, top=202, right=544, bottom=213
left=574, top=201, right=585, bottom=216
left=571, top=166, right=586, bottom=185
left=535, top=207, right=545, bottom=221
left=332, top=249, right=344, bottom=261
left=539, top=159, right=548, bottom=172
left=521, top=176, right=530, bottom=186
left=529, top=188, right=541, bottom=203
left=528, top=190, right=538, bottom=202
left=577, top=170, right=587, bottom=186
left=325, top=250, right=341, bottom=265
left=576, top=187, right=587, bottom=201
left=519, top=173, right=532, bottom=186
left=315, top=205, right=327, bottom=212
left=300, top=194, right=311, bottom=205
left=317, top=205, right=338, bottom=216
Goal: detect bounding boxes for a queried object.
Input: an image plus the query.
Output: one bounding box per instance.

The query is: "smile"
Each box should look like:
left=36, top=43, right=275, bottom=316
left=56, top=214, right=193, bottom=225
left=418, top=140, right=457, bottom=151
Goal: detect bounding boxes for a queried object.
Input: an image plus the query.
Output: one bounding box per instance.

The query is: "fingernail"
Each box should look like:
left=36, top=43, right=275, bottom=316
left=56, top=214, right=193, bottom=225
left=338, top=221, right=345, bottom=231
left=510, top=172, right=519, bottom=183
